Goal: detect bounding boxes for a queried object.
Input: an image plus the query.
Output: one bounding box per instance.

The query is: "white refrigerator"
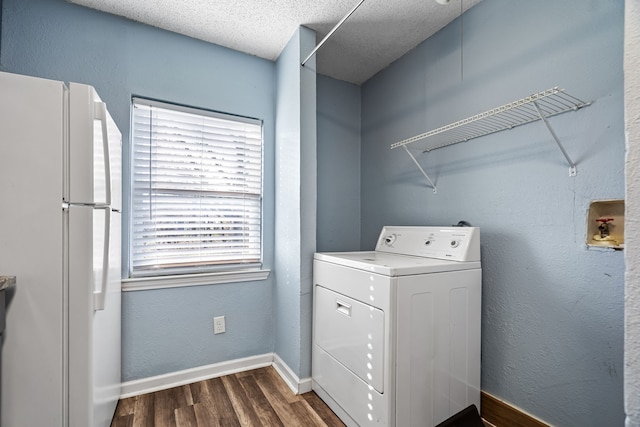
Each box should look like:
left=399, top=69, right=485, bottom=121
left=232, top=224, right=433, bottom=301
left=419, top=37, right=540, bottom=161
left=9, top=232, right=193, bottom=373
left=0, top=71, right=122, bottom=427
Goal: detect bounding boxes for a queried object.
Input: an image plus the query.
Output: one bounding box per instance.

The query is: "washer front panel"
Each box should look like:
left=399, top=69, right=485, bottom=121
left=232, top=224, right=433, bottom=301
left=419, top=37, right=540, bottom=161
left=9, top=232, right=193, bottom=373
left=313, top=259, right=392, bottom=310
left=312, top=347, right=388, bottom=425
left=315, top=286, right=385, bottom=393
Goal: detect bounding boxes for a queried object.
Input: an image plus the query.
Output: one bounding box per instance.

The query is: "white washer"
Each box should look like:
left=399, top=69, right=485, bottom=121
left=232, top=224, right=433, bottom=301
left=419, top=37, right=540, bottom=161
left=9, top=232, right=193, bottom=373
left=312, top=226, right=482, bottom=427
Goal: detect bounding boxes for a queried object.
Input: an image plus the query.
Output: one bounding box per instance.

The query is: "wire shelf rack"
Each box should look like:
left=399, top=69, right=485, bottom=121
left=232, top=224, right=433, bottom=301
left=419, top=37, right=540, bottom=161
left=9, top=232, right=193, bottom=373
left=390, top=87, right=592, bottom=191
left=391, top=87, right=591, bottom=152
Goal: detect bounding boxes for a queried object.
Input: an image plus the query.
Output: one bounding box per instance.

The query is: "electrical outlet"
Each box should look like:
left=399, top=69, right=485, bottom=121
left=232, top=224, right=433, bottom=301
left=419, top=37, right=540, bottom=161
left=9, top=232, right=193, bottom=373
left=213, top=316, right=226, bottom=334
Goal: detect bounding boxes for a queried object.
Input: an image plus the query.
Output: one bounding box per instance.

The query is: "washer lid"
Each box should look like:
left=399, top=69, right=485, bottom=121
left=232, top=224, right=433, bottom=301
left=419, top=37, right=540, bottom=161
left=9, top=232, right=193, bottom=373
left=314, top=251, right=481, bottom=276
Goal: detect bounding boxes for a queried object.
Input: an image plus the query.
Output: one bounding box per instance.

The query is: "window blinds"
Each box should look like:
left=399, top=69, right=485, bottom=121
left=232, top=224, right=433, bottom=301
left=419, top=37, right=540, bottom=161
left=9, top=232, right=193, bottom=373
left=130, top=98, right=263, bottom=276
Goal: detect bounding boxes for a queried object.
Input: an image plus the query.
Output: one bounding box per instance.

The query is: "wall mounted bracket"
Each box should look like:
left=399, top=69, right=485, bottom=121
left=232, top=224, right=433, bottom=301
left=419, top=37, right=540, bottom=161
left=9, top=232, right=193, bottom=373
left=532, top=100, right=577, bottom=176
left=403, top=145, right=437, bottom=193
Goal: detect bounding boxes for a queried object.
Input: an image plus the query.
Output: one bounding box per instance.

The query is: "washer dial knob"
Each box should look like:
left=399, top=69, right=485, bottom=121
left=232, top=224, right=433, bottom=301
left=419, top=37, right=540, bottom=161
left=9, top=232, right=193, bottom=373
left=450, top=240, right=460, bottom=248
left=384, top=234, right=397, bottom=246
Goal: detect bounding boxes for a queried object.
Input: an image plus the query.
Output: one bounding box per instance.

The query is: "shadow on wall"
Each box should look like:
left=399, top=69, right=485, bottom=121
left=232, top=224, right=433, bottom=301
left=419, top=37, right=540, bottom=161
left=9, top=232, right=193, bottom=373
left=391, top=134, right=563, bottom=189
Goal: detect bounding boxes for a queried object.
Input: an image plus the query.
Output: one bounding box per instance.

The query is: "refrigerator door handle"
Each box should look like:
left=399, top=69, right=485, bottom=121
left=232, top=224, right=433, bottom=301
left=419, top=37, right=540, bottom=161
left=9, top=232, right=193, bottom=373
left=94, top=206, right=110, bottom=311
left=93, top=101, right=112, bottom=207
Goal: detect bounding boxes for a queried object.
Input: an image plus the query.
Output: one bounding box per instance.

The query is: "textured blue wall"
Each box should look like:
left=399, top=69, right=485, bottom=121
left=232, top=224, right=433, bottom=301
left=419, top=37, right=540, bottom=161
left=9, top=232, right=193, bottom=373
left=273, top=26, right=316, bottom=378
left=317, top=75, right=361, bottom=252
left=361, top=1, right=625, bottom=426
left=0, top=0, right=277, bottom=381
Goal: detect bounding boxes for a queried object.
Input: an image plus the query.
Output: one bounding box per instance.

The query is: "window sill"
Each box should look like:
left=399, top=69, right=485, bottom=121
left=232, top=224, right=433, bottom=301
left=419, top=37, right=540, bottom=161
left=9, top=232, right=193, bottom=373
left=121, top=269, right=271, bottom=292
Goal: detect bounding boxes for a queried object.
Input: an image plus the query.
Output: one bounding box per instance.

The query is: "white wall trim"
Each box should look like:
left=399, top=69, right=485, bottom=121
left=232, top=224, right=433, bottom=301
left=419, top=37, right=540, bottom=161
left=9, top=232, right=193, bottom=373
left=272, top=353, right=313, bottom=394
left=119, top=353, right=313, bottom=399
left=120, top=353, right=274, bottom=398
left=121, top=269, right=271, bottom=292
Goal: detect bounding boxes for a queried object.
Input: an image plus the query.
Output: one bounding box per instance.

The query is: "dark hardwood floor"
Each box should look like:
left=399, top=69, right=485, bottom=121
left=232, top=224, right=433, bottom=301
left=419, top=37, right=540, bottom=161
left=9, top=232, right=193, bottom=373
left=110, top=366, right=346, bottom=427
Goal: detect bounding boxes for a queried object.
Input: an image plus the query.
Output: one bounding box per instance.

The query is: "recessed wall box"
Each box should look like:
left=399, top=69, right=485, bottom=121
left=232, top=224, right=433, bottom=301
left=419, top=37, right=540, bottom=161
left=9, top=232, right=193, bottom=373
left=587, top=199, right=624, bottom=249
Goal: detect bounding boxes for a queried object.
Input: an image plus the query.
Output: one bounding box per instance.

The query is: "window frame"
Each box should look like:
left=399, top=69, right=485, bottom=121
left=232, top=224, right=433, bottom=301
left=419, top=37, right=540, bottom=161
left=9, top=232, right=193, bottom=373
left=125, top=97, right=269, bottom=289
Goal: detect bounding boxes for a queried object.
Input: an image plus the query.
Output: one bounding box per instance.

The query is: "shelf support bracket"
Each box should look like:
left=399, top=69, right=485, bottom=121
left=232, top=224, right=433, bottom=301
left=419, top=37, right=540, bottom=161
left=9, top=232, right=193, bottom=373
left=403, top=145, right=437, bottom=193
left=533, top=101, right=577, bottom=176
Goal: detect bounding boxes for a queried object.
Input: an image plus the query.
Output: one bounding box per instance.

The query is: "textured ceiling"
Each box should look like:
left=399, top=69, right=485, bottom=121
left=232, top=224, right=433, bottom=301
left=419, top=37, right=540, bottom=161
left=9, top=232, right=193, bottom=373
left=68, top=0, right=482, bottom=85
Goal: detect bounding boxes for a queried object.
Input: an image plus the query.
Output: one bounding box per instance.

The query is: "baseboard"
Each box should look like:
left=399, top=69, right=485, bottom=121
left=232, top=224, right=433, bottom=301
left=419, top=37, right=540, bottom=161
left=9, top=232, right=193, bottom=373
left=119, top=352, right=313, bottom=399
left=272, top=353, right=313, bottom=394
left=120, top=353, right=273, bottom=398
left=481, top=391, right=550, bottom=427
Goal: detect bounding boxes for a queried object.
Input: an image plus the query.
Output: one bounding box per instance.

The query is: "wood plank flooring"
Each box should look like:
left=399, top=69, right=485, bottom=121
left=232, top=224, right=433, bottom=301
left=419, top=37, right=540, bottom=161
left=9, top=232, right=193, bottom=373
left=481, top=392, right=549, bottom=427
left=110, top=366, right=345, bottom=427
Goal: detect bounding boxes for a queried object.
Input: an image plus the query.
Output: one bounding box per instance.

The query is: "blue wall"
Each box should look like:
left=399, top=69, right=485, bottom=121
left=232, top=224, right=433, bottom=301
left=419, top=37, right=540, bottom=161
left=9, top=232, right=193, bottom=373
left=317, top=75, right=361, bottom=252
left=273, top=26, right=317, bottom=378
left=0, top=0, right=277, bottom=381
left=361, top=0, right=625, bottom=426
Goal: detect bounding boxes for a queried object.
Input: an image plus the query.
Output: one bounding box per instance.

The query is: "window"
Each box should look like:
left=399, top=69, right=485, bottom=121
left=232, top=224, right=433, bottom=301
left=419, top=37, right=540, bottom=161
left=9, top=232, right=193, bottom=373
left=130, top=98, right=263, bottom=278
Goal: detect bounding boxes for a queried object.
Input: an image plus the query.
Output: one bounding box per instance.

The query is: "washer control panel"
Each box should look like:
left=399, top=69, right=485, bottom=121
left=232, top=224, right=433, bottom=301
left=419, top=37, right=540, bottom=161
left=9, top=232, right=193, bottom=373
left=376, top=226, right=480, bottom=262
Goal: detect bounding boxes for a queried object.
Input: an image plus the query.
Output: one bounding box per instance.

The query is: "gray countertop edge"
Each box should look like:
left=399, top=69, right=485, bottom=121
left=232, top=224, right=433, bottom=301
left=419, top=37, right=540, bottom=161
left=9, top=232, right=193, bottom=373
left=0, top=276, right=16, bottom=291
